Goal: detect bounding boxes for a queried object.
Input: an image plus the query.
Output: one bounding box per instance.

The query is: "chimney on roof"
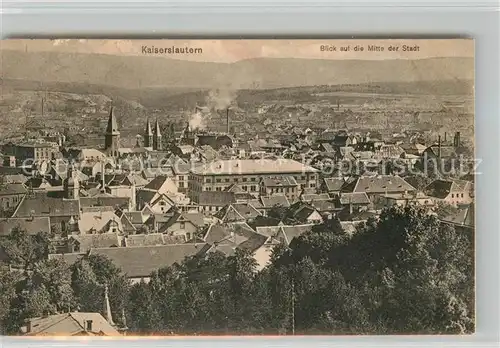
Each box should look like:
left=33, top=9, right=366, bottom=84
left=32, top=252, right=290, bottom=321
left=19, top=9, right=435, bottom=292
left=85, top=319, right=93, bottom=332
left=444, top=132, right=447, bottom=143
left=454, top=131, right=461, bottom=148
left=226, top=108, right=230, bottom=135
left=26, top=320, right=32, bottom=333
left=438, top=135, right=442, bottom=158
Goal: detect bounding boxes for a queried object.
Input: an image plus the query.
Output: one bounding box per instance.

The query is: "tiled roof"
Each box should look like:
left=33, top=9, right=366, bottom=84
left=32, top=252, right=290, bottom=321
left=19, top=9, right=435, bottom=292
left=279, top=224, right=314, bottom=245
left=261, top=195, right=290, bottom=208
left=78, top=211, right=122, bottom=234
left=237, top=233, right=269, bottom=253
left=215, top=203, right=262, bottom=222
left=1, top=174, right=28, bottom=184
left=90, top=243, right=209, bottom=278
left=247, top=199, right=264, bottom=209
left=323, top=177, right=345, bottom=192
left=424, top=179, right=472, bottom=199
left=441, top=203, right=474, bottom=228
left=159, top=211, right=206, bottom=232
left=255, top=226, right=282, bottom=238
left=0, top=217, right=51, bottom=236
left=124, top=211, right=148, bottom=225
left=261, top=176, right=298, bottom=187
left=301, top=193, right=330, bottom=202
left=48, top=252, right=85, bottom=267
left=13, top=196, right=80, bottom=217
left=143, top=175, right=170, bottom=191
left=203, top=222, right=258, bottom=246
left=309, top=199, right=338, bottom=212
left=339, top=192, right=371, bottom=205
left=25, top=312, right=120, bottom=336
left=348, top=175, right=416, bottom=194
left=70, top=233, right=121, bottom=252
left=0, top=183, right=28, bottom=196
left=208, top=244, right=237, bottom=257
left=136, top=190, right=158, bottom=206
left=191, top=159, right=318, bottom=175
left=287, top=202, right=321, bottom=223
left=125, top=233, right=166, bottom=247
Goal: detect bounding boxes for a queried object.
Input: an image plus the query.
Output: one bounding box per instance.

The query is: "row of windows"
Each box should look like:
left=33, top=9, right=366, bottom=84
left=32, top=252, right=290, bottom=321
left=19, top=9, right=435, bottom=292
left=192, top=174, right=317, bottom=184
left=264, top=187, right=296, bottom=194
left=450, top=193, right=465, bottom=198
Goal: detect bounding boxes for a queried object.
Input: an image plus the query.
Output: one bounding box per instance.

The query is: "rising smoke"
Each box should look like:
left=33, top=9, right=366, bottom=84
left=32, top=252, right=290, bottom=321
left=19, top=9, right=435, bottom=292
left=188, top=88, right=237, bottom=131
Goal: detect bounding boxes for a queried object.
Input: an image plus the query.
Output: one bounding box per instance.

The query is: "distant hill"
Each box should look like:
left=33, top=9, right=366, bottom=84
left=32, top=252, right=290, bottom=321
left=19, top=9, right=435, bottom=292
left=1, top=50, right=474, bottom=89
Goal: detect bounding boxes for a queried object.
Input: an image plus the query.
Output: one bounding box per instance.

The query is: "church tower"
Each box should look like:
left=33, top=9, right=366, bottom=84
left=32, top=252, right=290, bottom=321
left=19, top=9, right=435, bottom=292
left=153, top=119, right=162, bottom=151
left=104, top=107, right=120, bottom=158
left=63, top=163, right=79, bottom=199
left=144, top=119, right=153, bottom=148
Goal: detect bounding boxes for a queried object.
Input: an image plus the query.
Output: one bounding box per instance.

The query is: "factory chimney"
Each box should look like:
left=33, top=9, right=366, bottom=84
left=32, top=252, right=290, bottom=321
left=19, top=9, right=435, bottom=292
left=454, top=131, right=461, bottom=148
left=226, top=107, right=230, bottom=135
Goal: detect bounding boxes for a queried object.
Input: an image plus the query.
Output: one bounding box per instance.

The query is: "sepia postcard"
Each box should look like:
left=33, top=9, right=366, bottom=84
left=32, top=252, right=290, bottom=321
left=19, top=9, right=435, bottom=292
left=0, top=39, right=475, bottom=336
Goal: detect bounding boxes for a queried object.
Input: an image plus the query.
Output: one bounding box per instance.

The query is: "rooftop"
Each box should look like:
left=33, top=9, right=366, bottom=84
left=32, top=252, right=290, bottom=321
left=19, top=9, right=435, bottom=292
left=191, top=159, right=318, bottom=176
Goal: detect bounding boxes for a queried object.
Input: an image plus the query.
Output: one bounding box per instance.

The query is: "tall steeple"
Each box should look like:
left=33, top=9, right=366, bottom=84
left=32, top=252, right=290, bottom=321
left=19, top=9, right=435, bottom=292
left=64, top=163, right=79, bottom=199
left=153, top=119, right=162, bottom=151
left=104, top=106, right=120, bottom=158
left=144, top=119, right=153, bottom=148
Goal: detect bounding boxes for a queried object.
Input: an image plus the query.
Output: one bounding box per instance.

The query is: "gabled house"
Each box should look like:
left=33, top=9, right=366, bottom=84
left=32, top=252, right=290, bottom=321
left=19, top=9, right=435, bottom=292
left=136, top=191, right=175, bottom=214
left=159, top=211, right=206, bottom=241
left=12, top=195, right=80, bottom=231
left=203, top=222, right=258, bottom=247
left=192, top=191, right=237, bottom=214
left=237, top=232, right=278, bottom=271
left=424, top=179, right=474, bottom=206
left=322, top=177, right=345, bottom=197
left=341, top=175, right=416, bottom=200
left=77, top=210, right=123, bottom=235
left=275, top=224, right=314, bottom=246
left=336, top=192, right=371, bottom=213
left=214, top=203, right=262, bottom=223
left=22, top=312, right=121, bottom=336
left=284, top=202, right=323, bottom=225
left=260, top=176, right=299, bottom=201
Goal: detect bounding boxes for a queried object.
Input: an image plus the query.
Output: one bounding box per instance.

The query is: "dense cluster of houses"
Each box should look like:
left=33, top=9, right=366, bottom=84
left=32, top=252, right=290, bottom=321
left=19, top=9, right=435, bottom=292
left=0, top=107, right=475, bottom=335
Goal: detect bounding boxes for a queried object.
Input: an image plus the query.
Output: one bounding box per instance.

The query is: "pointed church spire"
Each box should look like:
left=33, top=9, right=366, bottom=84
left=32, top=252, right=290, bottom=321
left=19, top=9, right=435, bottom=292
left=106, top=107, right=119, bottom=135
left=104, top=283, right=115, bottom=326
left=154, top=119, right=161, bottom=137
left=144, top=119, right=153, bottom=148
left=153, top=119, right=162, bottom=150
left=146, top=118, right=153, bottom=136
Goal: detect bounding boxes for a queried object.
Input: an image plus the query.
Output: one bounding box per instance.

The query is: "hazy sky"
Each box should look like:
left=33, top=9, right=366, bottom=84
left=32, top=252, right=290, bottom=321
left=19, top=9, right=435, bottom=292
left=1, top=39, right=474, bottom=63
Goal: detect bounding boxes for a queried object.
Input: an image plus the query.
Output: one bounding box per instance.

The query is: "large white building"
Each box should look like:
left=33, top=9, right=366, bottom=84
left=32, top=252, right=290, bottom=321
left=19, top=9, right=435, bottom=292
left=188, top=159, right=319, bottom=203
